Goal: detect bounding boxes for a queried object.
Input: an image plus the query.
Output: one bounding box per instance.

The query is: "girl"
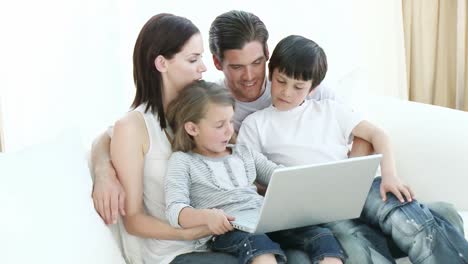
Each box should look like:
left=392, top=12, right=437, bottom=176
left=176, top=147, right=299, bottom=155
left=164, top=80, right=345, bottom=264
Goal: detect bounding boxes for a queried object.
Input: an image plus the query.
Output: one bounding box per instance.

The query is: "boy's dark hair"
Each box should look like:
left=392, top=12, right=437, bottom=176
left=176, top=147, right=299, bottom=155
left=268, top=35, right=327, bottom=90
left=209, top=10, right=269, bottom=61
left=132, top=13, right=199, bottom=129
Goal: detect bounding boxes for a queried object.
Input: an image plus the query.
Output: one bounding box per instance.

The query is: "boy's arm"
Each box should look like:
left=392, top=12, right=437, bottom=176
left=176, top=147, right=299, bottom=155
left=165, top=153, right=234, bottom=235
left=349, top=137, right=374, bottom=157
left=90, top=130, right=126, bottom=224
left=352, top=121, right=414, bottom=203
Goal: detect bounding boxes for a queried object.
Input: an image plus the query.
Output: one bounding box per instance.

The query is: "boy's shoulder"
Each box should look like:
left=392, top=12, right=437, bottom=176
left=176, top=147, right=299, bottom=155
left=242, top=105, right=273, bottom=124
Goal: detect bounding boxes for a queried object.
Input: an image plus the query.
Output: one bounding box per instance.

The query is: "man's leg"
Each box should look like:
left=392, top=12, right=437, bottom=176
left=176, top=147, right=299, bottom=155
left=361, top=177, right=468, bottom=264
left=324, top=219, right=396, bottom=264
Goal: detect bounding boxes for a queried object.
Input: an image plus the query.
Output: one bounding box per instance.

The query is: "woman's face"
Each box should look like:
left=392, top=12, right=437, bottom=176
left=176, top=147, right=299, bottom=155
left=165, top=33, right=207, bottom=92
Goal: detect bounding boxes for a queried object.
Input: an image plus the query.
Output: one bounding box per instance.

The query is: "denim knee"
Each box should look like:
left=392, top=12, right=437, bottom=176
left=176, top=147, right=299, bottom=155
left=269, top=225, right=346, bottom=263
left=209, top=230, right=286, bottom=264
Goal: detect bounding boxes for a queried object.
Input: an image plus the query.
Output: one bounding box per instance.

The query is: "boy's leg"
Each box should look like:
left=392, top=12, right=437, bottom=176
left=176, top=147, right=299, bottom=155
left=268, top=225, right=346, bottom=263
left=361, top=177, right=468, bottom=264
left=209, top=230, right=286, bottom=264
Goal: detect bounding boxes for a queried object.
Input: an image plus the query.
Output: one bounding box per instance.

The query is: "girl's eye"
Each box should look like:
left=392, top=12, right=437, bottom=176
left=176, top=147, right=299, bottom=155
left=276, top=79, right=286, bottom=84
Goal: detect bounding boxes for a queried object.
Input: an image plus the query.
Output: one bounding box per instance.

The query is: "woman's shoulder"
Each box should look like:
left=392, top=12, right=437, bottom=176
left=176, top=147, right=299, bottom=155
left=113, top=111, right=149, bottom=149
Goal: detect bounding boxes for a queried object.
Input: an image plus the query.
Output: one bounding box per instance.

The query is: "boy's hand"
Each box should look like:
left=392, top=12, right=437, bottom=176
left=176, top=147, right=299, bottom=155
left=380, top=176, right=415, bottom=203
left=206, top=209, right=235, bottom=235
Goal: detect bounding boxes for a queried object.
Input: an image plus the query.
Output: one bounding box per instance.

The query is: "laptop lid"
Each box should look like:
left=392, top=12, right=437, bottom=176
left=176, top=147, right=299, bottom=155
left=242, top=154, right=382, bottom=234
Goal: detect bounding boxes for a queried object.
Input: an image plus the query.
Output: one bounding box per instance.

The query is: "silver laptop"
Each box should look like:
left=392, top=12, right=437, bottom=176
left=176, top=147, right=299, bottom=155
left=231, top=154, right=382, bottom=234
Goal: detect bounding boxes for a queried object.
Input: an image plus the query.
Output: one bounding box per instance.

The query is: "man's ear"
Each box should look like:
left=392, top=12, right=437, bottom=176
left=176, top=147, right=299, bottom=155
left=154, top=55, right=168, bottom=72
left=184, top=122, right=199, bottom=137
left=212, top=55, right=223, bottom=71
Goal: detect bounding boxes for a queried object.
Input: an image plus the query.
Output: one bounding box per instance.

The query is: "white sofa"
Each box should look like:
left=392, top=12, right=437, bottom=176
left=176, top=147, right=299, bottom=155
left=0, top=96, right=467, bottom=264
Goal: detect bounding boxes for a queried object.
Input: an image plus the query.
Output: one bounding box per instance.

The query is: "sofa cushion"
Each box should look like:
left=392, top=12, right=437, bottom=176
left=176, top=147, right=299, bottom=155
left=0, top=132, right=125, bottom=264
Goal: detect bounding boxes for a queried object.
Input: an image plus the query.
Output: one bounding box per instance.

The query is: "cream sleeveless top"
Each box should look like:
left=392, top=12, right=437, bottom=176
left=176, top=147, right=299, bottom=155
left=133, top=104, right=203, bottom=264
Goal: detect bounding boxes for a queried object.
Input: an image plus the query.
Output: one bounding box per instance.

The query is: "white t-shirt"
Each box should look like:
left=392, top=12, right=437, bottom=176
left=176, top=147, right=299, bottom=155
left=217, top=78, right=337, bottom=132
left=237, top=99, right=364, bottom=167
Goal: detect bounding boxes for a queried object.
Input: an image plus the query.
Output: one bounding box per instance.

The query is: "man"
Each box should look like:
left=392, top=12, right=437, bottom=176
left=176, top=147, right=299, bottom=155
left=91, top=10, right=465, bottom=264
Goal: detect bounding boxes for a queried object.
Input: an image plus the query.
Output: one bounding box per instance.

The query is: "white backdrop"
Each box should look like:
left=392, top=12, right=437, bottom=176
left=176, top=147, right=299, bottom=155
left=0, top=0, right=407, bottom=151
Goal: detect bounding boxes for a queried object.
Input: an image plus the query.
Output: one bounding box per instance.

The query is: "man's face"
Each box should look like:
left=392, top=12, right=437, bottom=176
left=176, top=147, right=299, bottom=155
left=213, top=41, right=268, bottom=102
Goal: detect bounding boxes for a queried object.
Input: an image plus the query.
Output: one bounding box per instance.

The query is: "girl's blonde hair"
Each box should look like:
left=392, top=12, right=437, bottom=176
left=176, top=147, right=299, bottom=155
left=166, top=80, right=235, bottom=152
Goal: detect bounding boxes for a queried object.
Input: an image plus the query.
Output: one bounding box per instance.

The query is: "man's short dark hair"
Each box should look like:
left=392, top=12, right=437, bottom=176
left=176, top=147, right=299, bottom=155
left=209, top=10, right=269, bottom=61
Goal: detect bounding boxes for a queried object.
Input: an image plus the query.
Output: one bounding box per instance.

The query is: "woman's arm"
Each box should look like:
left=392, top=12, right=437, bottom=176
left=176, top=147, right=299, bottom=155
left=352, top=121, right=414, bottom=203
left=111, top=112, right=210, bottom=240
left=90, top=130, right=126, bottom=225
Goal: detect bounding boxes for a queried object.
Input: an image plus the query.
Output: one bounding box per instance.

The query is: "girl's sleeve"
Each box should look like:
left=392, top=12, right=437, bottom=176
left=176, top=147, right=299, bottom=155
left=249, top=147, right=283, bottom=186
left=165, top=152, right=192, bottom=228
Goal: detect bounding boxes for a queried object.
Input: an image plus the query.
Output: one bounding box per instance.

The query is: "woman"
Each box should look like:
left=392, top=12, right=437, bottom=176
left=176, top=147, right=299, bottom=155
left=109, top=14, right=237, bottom=264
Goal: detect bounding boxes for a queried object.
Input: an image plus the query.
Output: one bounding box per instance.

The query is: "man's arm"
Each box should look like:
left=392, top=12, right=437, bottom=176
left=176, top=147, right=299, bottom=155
left=90, top=130, right=126, bottom=225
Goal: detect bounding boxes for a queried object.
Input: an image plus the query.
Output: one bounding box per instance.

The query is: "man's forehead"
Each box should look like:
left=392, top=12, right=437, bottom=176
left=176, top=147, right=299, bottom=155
left=222, top=41, right=265, bottom=65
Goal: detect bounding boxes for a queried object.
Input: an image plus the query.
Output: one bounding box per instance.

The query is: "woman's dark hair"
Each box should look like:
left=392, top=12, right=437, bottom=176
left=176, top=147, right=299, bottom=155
left=132, top=13, right=199, bottom=129
left=268, top=35, right=327, bottom=90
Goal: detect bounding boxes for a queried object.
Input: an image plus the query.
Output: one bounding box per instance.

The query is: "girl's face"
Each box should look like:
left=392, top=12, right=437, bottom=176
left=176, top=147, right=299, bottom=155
left=166, top=33, right=207, bottom=93
left=189, top=103, right=234, bottom=158
left=270, top=69, right=313, bottom=111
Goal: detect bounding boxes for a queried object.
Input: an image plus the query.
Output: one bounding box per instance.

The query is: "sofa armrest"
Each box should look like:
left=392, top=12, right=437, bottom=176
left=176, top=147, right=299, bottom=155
left=348, top=95, right=468, bottom=211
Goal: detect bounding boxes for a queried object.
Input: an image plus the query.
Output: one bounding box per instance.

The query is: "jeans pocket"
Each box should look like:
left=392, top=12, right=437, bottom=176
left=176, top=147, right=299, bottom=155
left=390, top=202, right=435, bottom=237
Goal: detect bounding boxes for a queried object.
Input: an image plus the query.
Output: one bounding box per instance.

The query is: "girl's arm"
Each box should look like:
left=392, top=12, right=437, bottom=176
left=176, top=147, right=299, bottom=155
left=111, top=112, right=210, bottom=240
left=165, top=152, right=234, bottom=235
left=352, top=120, right=415, bottom=203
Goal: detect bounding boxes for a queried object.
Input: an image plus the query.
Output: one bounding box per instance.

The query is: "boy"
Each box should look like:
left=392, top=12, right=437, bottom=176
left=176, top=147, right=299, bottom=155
left=238, top=35, right=468, bottom=264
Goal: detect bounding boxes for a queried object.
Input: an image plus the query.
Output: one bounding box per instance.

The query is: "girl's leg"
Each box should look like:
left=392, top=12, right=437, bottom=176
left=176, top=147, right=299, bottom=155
left=170, top=251, right=238, bottom=264
left=361, top=177, right=468, bottom=264
left=209, top=230, right=286, bottom=264
left=268, top=225, right=345, bottom=263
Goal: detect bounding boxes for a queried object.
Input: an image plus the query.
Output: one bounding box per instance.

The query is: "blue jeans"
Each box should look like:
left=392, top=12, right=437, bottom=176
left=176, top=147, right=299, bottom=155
left=268, top=225, right=346, bottom=263
left=208, top=230, right=286, bottom=264
left=325, top=177, right=468, bottom=264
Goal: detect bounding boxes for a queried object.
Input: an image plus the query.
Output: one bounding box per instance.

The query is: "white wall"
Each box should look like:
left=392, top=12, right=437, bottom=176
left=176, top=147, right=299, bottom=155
left=0, top=0, right=407, bottom=151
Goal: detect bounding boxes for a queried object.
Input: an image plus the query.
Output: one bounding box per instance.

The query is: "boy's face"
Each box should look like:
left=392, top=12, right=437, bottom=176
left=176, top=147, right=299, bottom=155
left=213, top=41, right=268, bottom=102
left=270, top=69, right=313, bottom=111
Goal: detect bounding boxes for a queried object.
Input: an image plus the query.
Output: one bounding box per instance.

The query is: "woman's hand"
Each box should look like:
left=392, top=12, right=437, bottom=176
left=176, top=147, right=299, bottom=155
left=205, top=209, right=235, bottom=235
left=380, top=175, right=415, bottom=203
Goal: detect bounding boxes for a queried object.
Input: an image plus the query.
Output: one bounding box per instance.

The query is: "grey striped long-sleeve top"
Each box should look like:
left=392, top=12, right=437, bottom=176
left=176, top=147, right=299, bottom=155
left=165, top=144, right=281, bottom=228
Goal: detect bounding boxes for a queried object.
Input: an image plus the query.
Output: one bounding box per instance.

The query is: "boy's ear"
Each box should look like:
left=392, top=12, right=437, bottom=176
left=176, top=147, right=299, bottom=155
left=154, top=55, right=168, bottom=72
left=184, top=122, right=199, bottom=137
left=213, top=55, right=223, bottom=71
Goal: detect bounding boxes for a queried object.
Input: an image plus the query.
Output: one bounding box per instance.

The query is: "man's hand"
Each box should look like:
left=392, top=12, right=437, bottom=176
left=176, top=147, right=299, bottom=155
left=205, top=209, right=235, bottom=235
left=380, top=176, right=415, bottom=203
left=92, top=165, right=126, bottom=225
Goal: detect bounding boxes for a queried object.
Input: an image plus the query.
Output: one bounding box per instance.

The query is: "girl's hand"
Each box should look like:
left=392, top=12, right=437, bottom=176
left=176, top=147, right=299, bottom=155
left=206, top=209, right=235, bottom=235
left=380, top=176, right=415, bottom=203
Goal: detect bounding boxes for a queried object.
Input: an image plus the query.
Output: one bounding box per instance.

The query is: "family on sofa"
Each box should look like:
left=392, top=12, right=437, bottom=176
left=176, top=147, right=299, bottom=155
left=90, top=10, right=468, bottom=264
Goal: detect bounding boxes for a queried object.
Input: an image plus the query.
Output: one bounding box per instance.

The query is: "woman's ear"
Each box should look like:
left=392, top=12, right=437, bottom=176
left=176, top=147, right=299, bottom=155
left=155, top=55, right=168, bottom=72
left=184, top=122, right=199, bottom=137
